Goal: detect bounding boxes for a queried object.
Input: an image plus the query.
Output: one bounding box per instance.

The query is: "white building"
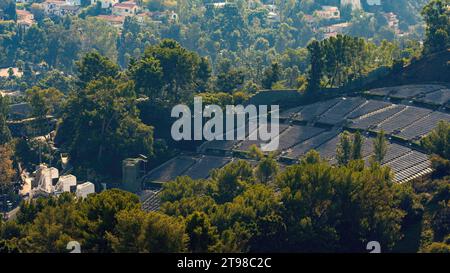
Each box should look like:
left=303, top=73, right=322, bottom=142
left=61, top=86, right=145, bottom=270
left=35, top=165, right=59, bottom=193
left=55, top=175, right=77, bottom=193
left=112, top=1, right=139, bottom=17
left=91, top=0, right=119, bottom=9
left=314, top=6, right=341, bottom=20
left=76, top=182, right=95, bottom=198
left=41, top=0, right=80, bottom=17
left=320, top=22, right=351, bottom=39
left=16, top=9, right=35, bottom=29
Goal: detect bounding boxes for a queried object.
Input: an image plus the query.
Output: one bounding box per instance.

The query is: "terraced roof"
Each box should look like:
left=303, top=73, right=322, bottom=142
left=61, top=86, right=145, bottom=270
left=144, top=155, right=232, bottom=183
left=145, top=86, right=449, bottom=193
left=366, top=84, right=445, bottom=99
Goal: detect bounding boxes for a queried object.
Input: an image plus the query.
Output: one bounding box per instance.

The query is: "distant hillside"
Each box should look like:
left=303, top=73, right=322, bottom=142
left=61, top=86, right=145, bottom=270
left=370, top=49, right=450, bottom=88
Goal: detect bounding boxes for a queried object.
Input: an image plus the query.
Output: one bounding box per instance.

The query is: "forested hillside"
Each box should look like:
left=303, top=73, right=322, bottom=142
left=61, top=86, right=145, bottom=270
left=0, top=0, right=449, bottom=254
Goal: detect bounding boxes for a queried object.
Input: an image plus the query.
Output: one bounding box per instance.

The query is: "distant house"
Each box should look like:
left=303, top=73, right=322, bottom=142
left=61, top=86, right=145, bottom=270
left=314, top=6, right=340, bottom=20
left=135, top=11, right=153, bottom=23
left=65, top=0, right=81, bottom=5
left=383, top=12, right=400, bottom=33
left=91, top=0, right=119, bottom=9
left=96, top=14, right=125, bottom=27
left=0, top=90, right=22, bottom=98
left=267, top=11, right=280, bottom=23
left=303, top=14, right=316, bottom=27
left=264, top=4, right=280, bottom=24
left=112, top=1, right=139, bottom=17
left=0, top=67, right=22, bottom=78
left=16, top=9, right=35, bottom=29
left=40, top=0, right=80, bottom=16
left=205, top=1, right=237, bottom=10
left=320, top=22, right=351, bottom=39
left=264, top=4, right=277, bottom=13
left=147, top=10, right=178, bottom=23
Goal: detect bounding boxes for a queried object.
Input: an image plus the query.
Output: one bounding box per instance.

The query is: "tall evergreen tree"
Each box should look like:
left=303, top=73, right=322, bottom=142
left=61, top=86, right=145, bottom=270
left=373, top=130, right=388, bottom=163
left=352, top=131, right=364, bottom=160
left=306, top=40, right=324, bottom=93
left=0, top=96, right=11, bottom=145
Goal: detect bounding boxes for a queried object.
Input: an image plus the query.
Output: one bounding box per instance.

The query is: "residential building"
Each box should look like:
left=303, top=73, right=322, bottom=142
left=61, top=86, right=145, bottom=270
left=76, top=182, right=95, bottom=198
left=96, top=14, right=125, bottom=27
left=16, top=9, right=35, bottom=29
left=41, top=0, right=80, bottom=16
left=383, top=12, right=399, bottom=33
left=66, top=0, right=81, bottom=5
left=55, top=175, right=77, bottom=193
left=147, top=10, right=178, bottom=23
left=0, top=67, right=22, bottom=78
left=205, top=1, right=237, bottom=10
left=320, top=22, right=351, bottom=39
left=112, top=1, right=139, bottom=16
left=314, top=6, right=340, bottom=20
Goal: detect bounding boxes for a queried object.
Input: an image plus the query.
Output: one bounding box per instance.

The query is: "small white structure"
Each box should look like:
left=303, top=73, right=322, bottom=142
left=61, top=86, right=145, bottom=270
left=76, top=182, right=95, bottom=198
left=55, top=174, right=77, bottom=193
left=267, top=11, right=280, bottom=24
left=112, top=1, right=139, bottom=16
left=314, top=6, right=341, bottom=20
left=65, top=0, right=81, bottom=5
left=35, top=165, right=59, bottom=193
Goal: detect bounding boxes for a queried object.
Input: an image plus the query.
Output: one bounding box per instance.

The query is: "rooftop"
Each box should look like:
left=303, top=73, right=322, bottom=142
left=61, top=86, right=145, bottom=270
left=113, top=1, right=137, bottom=9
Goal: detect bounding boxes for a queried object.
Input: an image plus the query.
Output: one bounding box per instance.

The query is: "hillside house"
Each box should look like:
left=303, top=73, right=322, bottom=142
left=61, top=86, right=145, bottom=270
left=383, top=12, right=400, bottom=33
left=16, top=9, right=35, bottom=29
left=314, top=6, right=340, bottom=20
left=320, top=22, right=351, bottom=39
left=41, top=0, right=80, bottom=16
left=96, top=14, right=125, bottom=27
left=112, top=1, right=139, bottom=16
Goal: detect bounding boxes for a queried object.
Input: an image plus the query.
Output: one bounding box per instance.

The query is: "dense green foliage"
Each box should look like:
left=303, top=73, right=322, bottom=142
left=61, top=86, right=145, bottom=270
left=56, top=53, right=154, bottom=177
left=422, top=0, right=450, bottom=54
left=0, top=96, right=11, bottom=145
left=0, top=0, right=432, bottom=93
left=0, top=0, right=448, bottom=254
left=422, top=121, right=450, bottom=177
left=0, top=150, right=431, bottom=253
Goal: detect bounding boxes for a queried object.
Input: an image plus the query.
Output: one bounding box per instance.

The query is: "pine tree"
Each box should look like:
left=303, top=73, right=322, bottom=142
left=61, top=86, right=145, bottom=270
left=373, top=130, right=388, bottom=163
left=352, top=131, right=364, bottom=160
left=306, top=40, right=324, bottom=94
left=0, top=96, right=11, bottom=145
left=337, top=131, right=353, bottom=166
